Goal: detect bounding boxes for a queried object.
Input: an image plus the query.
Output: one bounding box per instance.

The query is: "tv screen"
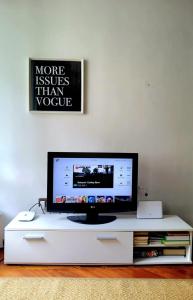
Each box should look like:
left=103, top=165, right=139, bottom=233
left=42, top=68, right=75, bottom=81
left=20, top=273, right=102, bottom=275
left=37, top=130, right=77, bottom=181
left=47, top=152, right=138, bottom=224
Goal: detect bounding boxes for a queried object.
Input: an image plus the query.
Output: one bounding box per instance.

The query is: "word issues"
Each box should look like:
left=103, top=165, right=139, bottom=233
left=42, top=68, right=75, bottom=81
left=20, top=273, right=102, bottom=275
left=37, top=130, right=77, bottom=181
left=34, top=65, right=72, bottom=107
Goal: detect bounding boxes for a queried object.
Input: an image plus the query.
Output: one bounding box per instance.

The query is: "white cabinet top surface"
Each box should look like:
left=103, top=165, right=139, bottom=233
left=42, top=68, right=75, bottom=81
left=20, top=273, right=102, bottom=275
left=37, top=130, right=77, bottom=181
left=5, top=213, right=193, bottom=232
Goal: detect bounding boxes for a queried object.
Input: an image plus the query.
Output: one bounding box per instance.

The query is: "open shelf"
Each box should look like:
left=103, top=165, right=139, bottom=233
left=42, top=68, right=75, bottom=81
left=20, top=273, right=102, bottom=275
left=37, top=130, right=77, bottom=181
left=134, top=255, right=191, bottom=265
left=133, top=230, right=192, bottom=265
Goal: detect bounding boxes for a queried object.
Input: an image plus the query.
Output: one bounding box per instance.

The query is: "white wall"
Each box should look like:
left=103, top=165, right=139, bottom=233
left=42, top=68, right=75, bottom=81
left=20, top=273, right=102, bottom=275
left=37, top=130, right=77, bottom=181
left=0, top=0, right=193, bottom=225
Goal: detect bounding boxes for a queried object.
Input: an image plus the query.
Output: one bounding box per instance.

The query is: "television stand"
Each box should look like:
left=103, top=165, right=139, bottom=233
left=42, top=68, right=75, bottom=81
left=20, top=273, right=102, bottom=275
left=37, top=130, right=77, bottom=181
left=67, top=212, right=116, bottom=225
left=4, top=213, right=193, bottom=265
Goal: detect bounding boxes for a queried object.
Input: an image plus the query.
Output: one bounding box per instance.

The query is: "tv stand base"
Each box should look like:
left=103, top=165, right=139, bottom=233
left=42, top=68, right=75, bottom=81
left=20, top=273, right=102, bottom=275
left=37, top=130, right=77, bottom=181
left=4, top=213, right=193, bottom=265
left=67, top=214, right=116, bottom=225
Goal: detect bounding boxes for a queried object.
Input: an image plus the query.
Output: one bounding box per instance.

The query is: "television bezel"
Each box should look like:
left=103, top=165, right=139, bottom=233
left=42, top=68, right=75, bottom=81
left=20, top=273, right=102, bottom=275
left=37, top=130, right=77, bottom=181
left=47, top=152, right=138, bottom=214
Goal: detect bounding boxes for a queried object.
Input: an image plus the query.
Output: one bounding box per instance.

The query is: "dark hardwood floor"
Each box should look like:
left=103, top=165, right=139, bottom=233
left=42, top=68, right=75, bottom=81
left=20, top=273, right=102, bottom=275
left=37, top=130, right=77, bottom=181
left=0, top=249, right=193, bottom=278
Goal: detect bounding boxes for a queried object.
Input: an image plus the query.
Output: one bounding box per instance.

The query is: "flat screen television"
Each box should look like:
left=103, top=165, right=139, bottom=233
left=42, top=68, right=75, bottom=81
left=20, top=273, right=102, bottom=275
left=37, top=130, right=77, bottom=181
left=47, top=152, right=138, bottom=224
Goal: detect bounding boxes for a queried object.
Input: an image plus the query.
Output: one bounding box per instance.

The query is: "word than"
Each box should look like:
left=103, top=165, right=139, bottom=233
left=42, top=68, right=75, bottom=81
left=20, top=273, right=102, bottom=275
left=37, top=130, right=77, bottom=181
left=35, top=86, right=67, bottom=96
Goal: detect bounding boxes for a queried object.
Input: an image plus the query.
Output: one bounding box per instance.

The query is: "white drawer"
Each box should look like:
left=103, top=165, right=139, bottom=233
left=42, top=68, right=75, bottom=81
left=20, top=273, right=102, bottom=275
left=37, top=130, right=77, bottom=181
left=4, top=230, right=133, bottom=264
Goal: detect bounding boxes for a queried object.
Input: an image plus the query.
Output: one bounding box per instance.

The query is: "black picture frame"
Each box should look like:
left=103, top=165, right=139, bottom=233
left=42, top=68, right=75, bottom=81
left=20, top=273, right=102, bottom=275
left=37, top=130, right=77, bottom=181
left=29, top=59, right=84, bottom=113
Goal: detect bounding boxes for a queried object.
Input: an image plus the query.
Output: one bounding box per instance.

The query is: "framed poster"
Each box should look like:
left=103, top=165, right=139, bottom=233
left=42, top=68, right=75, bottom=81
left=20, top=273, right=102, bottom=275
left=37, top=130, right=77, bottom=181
left=29, top=59, right=84, bottom=113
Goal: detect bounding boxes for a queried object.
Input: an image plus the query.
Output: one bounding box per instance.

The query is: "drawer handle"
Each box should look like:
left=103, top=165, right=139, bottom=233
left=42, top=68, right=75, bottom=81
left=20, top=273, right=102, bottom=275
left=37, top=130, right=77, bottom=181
left=23, top=235, right=45, bottom=240
left=97, top=236, right=118, bottom=241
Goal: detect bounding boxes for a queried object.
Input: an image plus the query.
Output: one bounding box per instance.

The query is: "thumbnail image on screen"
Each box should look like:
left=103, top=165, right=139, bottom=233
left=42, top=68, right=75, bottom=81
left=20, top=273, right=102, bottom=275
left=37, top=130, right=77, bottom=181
left=73, top=165, right=114, bottom=188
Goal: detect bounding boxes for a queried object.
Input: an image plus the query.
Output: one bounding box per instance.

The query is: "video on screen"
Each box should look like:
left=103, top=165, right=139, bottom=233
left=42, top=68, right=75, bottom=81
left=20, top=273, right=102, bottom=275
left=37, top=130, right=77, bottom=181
left=73, top=165, right=114, bottom=188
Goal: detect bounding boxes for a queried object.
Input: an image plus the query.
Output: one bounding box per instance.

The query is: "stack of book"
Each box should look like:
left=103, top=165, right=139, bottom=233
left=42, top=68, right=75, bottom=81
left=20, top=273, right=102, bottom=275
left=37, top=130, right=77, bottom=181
left=134, top=232, right=149, bottom=246
left=161, top=231, right=190, bottom=246
left=163, top=247, right=186, bottom=256
left=148, top=232, right=166, bottom=245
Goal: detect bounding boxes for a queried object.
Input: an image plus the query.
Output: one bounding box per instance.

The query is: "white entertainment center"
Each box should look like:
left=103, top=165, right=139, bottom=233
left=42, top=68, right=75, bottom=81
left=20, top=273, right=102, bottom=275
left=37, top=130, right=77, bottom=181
left=4, top=213, right=193, bottom=265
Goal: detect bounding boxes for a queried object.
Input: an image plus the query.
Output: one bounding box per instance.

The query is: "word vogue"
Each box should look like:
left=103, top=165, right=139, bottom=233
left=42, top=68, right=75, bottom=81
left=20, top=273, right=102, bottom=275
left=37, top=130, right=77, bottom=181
left=29, top=59, right=84, bottom=112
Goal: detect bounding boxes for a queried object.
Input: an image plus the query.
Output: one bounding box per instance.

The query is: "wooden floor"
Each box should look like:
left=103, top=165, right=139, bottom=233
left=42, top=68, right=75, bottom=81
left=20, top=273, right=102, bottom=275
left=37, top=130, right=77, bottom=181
left=0, top=249, right=193, bottom=278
